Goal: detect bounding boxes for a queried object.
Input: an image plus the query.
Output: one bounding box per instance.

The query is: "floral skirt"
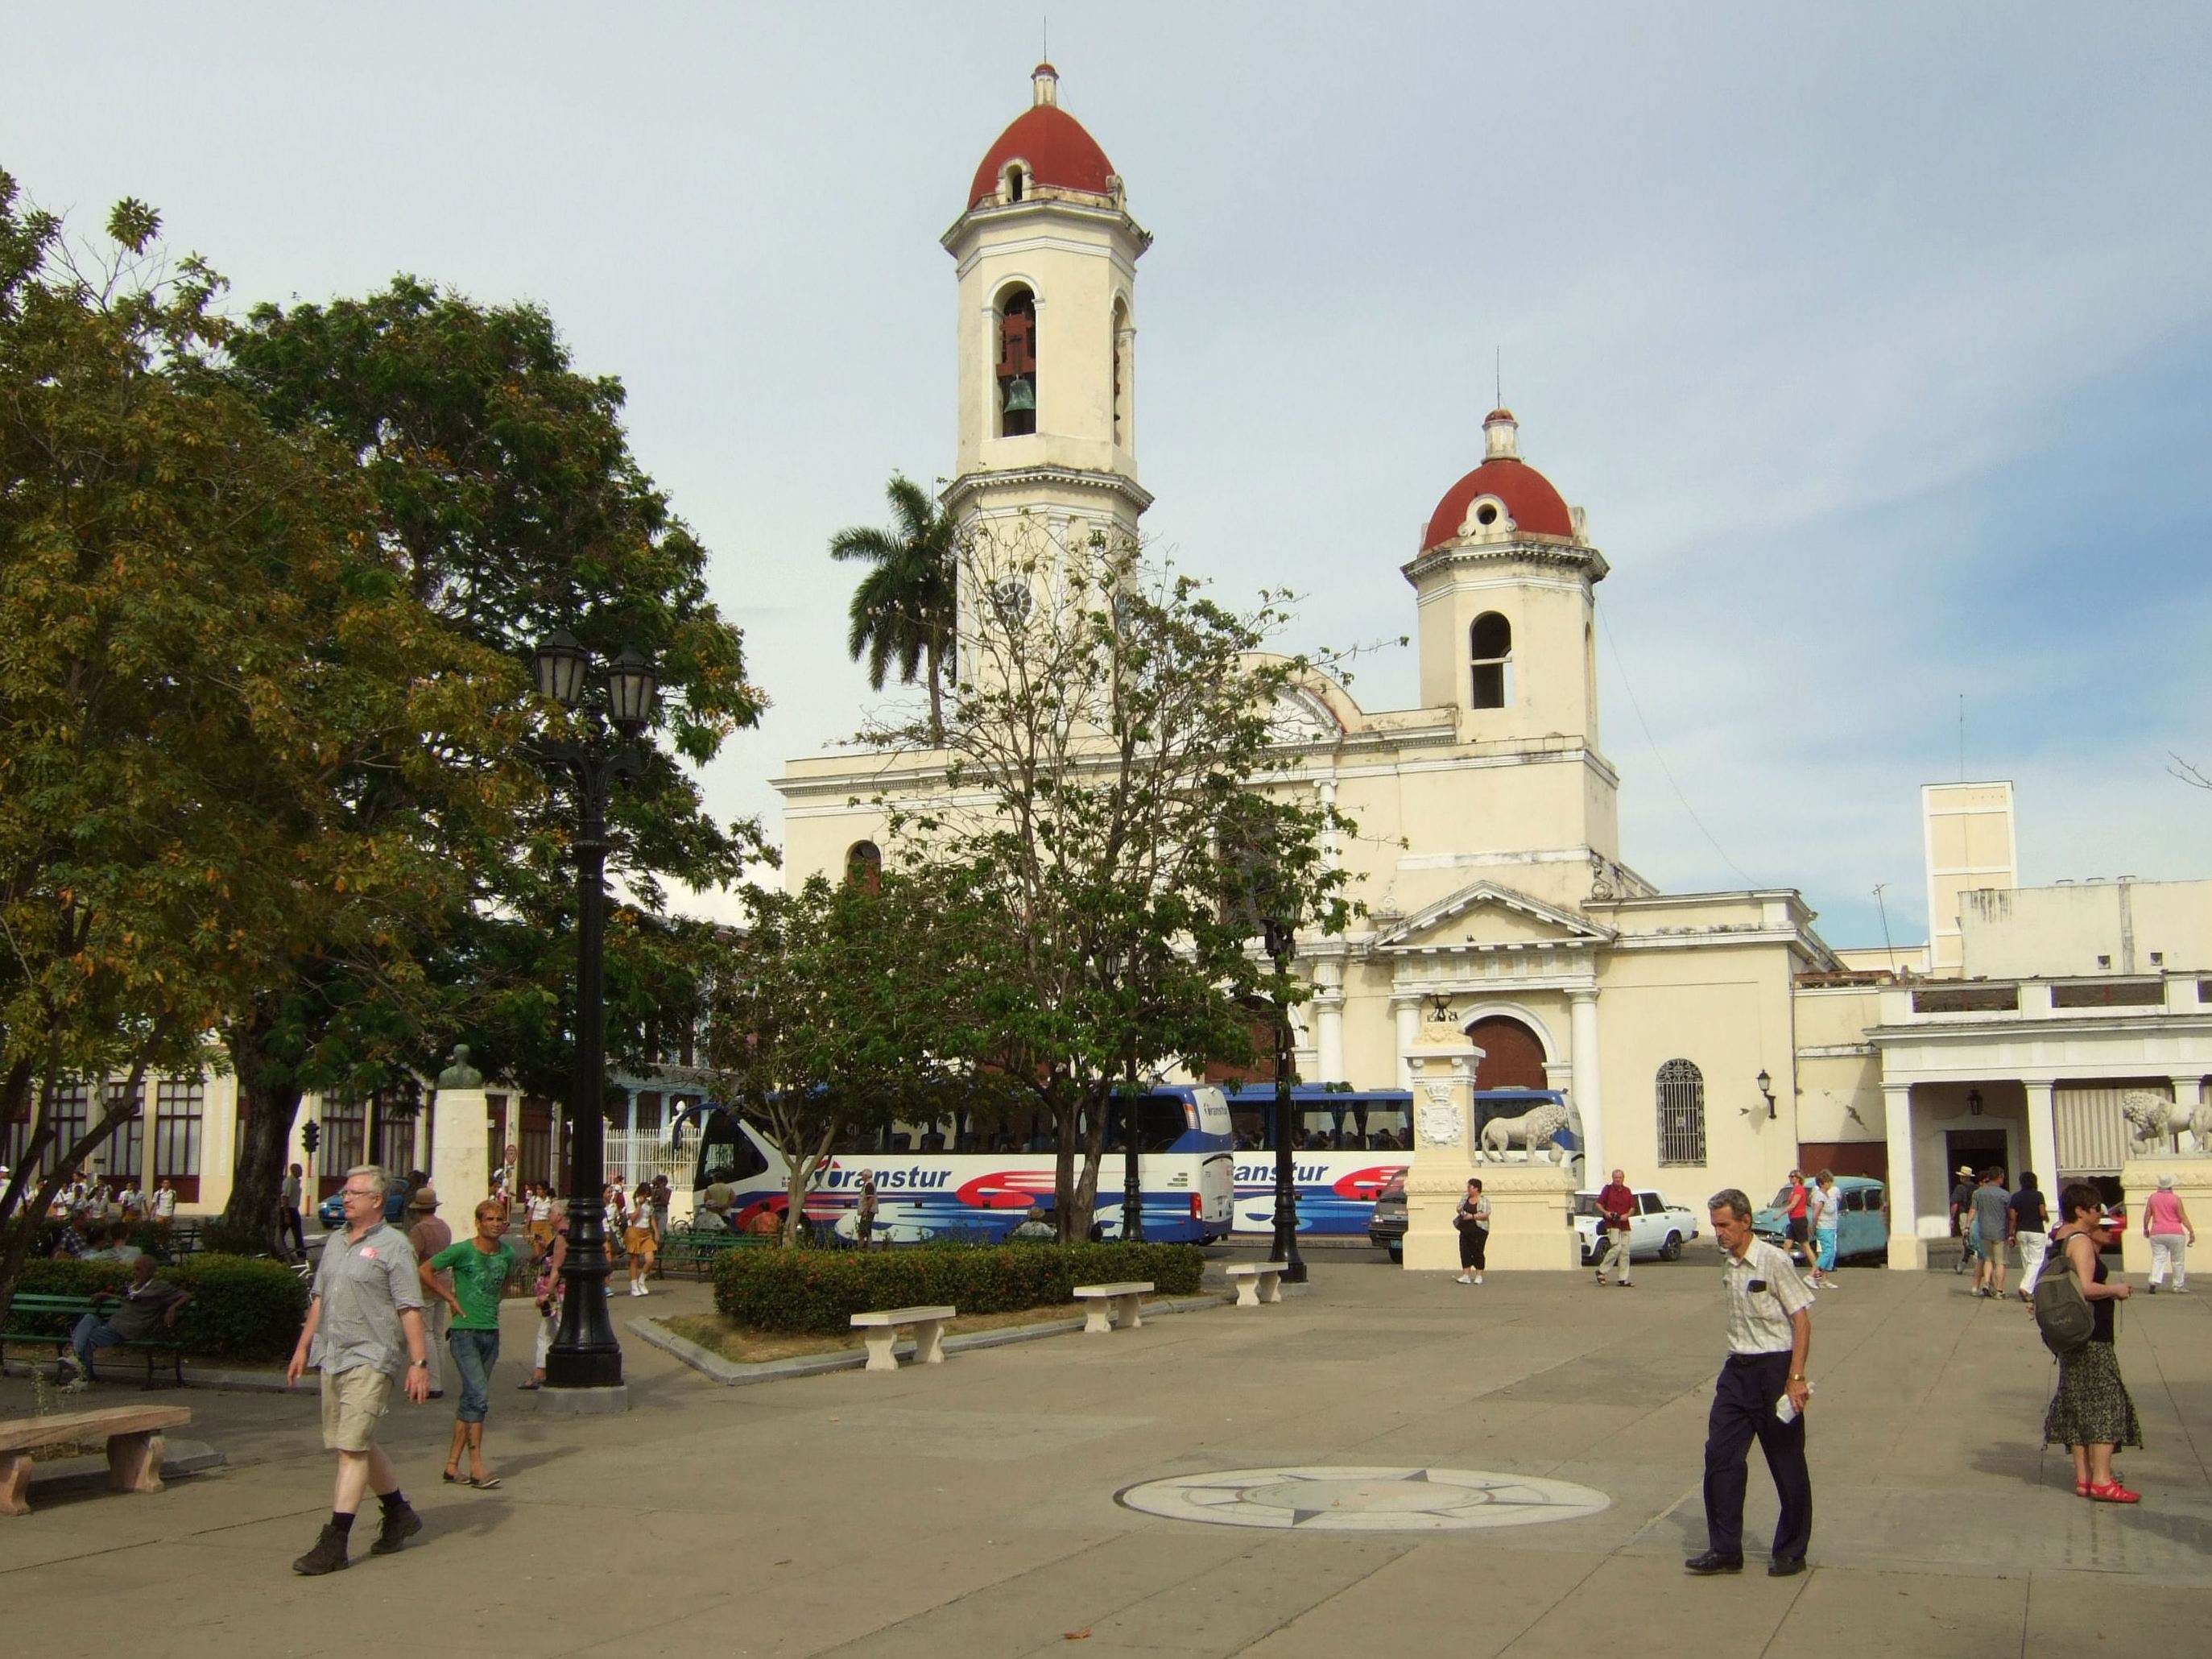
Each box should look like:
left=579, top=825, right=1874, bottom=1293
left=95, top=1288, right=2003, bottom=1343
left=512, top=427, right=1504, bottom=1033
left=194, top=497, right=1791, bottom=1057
left=2043, top=1339, right=2143, bottom=1450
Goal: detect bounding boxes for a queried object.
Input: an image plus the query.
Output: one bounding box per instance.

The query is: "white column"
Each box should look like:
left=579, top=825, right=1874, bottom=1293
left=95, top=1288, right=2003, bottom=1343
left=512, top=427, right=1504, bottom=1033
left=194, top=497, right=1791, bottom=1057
left=1569, top=989, right=1602, bottom=1181
left=1883, top=1082, right=1925, bottom=1268
left=431, top=1088, right=491, bottom=1214
left=1395, top=999, right=1420, bottom=1090
left=626, top=1090, right=641, bottom=1185
left=1314, top=962, right=1346, bottom=1084
left=2024, top=1078, right=2059, bottom=1187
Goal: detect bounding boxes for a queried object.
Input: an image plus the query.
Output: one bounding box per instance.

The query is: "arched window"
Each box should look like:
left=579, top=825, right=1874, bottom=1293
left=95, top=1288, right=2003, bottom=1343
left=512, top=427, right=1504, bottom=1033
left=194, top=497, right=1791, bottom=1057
left=1111, top=298, right=1132, bottom=448
left=996, top=286, right=1036, bottom=436
left=1470, top=611, right=1511, bottom=710
left=1656, top=1059, right=1706, bottom=1166
left=844, top=840, right=883, bottom=892
left=1007, top=165, right=1025, bottom=203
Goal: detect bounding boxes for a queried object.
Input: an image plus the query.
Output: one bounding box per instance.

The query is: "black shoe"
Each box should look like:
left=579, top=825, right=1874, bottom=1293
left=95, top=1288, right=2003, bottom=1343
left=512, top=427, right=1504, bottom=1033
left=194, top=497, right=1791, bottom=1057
left=1684, top=1550, right=1744, bottom=1575
left=291, top=1522, right=350, bottom=1576
left=368, top=1503, right=422, bottom=1556
left=1768, top=1557, right=1806, bottom=1577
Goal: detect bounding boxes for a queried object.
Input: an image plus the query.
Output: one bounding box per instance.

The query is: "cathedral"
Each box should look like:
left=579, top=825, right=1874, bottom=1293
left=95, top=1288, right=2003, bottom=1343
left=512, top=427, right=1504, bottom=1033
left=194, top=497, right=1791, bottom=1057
left=773, top=64, right=1842, bottom=1223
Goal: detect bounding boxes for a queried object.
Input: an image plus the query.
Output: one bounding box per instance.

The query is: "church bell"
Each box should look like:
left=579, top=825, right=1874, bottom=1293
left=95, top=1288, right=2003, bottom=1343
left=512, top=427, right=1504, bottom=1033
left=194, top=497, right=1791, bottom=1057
left=1003, top=375, right=1036, bottom=414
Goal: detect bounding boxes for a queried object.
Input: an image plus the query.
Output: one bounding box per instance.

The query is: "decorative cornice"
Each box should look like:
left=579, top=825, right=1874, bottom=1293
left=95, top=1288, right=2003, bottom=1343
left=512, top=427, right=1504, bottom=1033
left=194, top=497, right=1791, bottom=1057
left=945, top=464, right=1154, bottom=515
left=1401, top=537, right=1609, bottom=590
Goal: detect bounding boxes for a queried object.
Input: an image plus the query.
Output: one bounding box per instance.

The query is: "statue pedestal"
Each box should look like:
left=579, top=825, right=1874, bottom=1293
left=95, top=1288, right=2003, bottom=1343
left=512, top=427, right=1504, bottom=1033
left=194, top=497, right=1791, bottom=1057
left=2119, top=1160, right=2212, bottom=1276
left=1473, top=1163, right=1583, bottom=1272
left=431, top=1087, right=490, bottom=1216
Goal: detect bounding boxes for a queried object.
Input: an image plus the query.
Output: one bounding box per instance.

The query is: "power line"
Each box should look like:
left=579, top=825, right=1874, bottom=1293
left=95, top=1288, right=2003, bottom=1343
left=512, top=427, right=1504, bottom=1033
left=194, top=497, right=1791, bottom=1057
left=1594, top=598, right=1755, bottom=887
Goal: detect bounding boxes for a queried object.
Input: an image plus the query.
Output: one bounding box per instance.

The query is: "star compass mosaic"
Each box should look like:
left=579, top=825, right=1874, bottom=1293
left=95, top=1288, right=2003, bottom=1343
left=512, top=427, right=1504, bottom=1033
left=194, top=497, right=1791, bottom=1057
left=1115, top=1465, right=1610, bottom=1533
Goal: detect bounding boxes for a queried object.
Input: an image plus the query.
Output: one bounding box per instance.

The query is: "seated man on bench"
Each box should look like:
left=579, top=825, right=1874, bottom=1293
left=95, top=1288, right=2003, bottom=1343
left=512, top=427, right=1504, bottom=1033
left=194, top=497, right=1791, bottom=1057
left=64, top=1256, right=189, bottom=1381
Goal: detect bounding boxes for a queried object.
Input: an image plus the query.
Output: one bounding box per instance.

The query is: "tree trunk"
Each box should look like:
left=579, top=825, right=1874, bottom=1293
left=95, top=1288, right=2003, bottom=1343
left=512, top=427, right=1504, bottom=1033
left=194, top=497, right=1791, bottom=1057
left=1073, top=1082, right=1110, bottom=1240
left=219, top=1010, right=306, bottom=1251
left=925, top=641, right=945, bottom=746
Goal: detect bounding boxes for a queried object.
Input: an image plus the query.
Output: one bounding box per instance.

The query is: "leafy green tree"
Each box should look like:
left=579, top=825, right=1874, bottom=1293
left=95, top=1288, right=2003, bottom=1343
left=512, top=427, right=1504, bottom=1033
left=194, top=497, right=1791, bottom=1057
left=0, top=175, right=524, bottom=1309
left=699, top=870, right=994, bottom=1243
left=830, top=474, right=957, bottom=743
left=208, top=276, right=767, bottom=1239
left=866, top=531, right=1355, bottom=1237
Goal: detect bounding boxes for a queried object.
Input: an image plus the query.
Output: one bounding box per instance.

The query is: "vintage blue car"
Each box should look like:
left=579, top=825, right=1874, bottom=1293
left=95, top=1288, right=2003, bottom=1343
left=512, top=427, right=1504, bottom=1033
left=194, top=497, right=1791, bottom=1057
left=316, top=1173, right=414, bottom=1230
left=1754, top=1175, right=1887, bottom=1264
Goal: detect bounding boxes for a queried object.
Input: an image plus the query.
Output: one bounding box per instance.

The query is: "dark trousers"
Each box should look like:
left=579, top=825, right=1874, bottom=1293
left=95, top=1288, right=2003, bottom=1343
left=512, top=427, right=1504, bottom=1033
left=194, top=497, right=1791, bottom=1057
left=1458, top=1225, right=1487, bottom=1271
left=279, top=1207, right=305, bottom=1257
left=1703, top=1351, right=1812, bottom=1562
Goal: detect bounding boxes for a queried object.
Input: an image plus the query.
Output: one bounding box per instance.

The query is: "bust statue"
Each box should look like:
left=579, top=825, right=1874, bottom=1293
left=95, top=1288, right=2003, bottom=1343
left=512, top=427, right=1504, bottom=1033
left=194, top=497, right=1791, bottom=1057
left=436, top=1044, right=483, bottom=1090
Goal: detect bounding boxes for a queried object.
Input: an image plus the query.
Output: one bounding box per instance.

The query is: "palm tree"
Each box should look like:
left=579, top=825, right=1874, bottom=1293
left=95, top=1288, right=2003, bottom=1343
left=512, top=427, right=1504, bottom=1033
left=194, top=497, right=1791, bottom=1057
left=829, top=474, right=957, bottom=743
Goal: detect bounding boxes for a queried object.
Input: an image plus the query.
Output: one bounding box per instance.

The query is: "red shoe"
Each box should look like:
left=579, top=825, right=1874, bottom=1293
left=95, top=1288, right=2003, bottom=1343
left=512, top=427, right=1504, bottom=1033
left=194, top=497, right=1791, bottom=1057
left=2086, top=1480, right=2140, bottom=1504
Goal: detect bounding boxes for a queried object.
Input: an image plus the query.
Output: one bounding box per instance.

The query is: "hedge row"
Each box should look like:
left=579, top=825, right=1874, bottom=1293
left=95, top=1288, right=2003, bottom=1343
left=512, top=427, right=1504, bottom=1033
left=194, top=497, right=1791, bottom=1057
left=711, top=1242, right=1206, bottom=1334
left=8, top=1254, right=310, bottom=1362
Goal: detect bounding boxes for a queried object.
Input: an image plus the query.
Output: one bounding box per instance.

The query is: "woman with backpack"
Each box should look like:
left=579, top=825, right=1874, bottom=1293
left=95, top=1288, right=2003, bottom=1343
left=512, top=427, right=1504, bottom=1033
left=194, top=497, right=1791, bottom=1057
left=2041, top=1181, right=2141, bottom=1503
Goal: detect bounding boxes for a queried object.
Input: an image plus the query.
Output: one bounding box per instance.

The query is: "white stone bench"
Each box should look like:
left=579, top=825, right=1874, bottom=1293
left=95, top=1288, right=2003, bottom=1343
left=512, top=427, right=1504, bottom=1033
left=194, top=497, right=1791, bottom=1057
left=0, top=1403, right=191, bottom=1516
left=1224, top=1263, right=1285, bottom=1307
left=849, top=1305, right=956, bottom=1371
left=1073, top=1281, right=1153, bottom=1334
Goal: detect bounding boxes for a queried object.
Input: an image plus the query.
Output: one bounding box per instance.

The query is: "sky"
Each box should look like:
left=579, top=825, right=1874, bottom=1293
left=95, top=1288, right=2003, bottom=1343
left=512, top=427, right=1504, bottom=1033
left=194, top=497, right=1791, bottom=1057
left=6, top=2, right=2210, bottom=949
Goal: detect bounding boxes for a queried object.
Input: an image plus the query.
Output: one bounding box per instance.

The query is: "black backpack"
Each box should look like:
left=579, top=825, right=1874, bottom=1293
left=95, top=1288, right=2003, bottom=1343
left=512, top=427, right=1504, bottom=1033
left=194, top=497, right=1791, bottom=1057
left=2031, top=1234, right=2095, bottom=1356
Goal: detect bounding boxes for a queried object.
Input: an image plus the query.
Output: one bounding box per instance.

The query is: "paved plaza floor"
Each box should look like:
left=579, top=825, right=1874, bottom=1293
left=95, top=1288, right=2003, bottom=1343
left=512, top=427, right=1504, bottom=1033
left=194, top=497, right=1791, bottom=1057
left=3, top=1244, right=2208, bottom=1657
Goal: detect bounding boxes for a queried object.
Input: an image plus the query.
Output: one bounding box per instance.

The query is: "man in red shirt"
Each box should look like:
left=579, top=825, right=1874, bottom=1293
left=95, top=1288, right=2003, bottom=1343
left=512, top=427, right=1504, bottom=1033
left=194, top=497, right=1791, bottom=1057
left=1597, top=1169, right=1637, bottom=1287
left=1784, top=1171, right=1813, bottom=1269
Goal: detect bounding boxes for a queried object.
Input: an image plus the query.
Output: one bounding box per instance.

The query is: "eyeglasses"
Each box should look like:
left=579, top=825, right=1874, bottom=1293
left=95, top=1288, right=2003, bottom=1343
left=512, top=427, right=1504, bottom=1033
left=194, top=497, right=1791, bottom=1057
left=341, top=1189, right=378, bottom=1201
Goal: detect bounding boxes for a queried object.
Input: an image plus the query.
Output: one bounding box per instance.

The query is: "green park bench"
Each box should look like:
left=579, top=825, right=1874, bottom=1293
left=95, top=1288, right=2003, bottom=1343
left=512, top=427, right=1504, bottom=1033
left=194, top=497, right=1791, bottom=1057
left=0, top=1294, right=186, bottom=1388
left=655, top=1229, right=771, bottom=1280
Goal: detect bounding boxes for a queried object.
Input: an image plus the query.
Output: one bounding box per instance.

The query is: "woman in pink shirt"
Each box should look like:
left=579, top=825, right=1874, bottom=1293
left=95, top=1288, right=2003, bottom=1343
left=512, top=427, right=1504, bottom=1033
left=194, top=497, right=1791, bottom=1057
left=2144, top=1174, right=2196, bottom=1293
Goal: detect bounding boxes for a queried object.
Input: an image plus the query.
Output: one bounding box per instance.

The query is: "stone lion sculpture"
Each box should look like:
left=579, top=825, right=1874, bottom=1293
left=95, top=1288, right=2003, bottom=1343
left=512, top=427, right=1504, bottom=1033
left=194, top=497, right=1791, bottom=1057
left=2119, top=1090, right=2212, bottom=1157
left=1478, top=1101, right=1573, bottom=1164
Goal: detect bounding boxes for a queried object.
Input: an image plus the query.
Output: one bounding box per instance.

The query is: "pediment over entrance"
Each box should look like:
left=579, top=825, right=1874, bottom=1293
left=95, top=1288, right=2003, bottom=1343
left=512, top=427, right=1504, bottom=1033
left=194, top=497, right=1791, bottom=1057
left=1377, top=879, right=1615, bottom=953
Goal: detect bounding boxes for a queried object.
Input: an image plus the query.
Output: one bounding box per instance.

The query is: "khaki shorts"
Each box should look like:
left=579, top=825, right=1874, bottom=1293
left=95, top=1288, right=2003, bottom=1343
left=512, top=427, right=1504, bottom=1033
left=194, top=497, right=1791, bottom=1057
left=320, top=1366, right=394, bottom=1453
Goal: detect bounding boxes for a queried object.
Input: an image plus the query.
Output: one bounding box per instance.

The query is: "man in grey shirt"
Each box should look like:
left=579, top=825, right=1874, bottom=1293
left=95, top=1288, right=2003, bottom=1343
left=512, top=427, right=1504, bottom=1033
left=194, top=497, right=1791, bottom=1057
left=286, top=1165, right=432, bottom=1576
left=1970, top=1168, right=2014, bottom=1300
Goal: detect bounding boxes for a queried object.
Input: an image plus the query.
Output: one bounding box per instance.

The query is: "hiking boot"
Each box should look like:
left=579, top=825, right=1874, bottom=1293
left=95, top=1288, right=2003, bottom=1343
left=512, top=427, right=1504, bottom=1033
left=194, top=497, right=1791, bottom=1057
left=368, top=1502, right=423, bottom=1555
left=291, top=1522, right=350, bottom=1576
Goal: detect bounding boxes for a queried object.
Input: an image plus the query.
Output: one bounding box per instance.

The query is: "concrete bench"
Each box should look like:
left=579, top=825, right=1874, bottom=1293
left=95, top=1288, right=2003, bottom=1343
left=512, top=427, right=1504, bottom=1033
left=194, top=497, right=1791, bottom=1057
left=1224, top=1263, right=1286, bottom=1307
left=849, top=1305, right=957, bottom=1371
left=1073, top=1281, right=1153, bottom=1334
left=0, top=1403, right=191, bottom=1516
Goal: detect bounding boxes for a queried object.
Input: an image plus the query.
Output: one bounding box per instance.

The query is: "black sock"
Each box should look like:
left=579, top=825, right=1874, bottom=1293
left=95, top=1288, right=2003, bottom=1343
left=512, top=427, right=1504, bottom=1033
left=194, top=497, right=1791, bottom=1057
left=378, top=1488, right=407, bottom=1514
left=331, top=1512, right=354, bottom=1535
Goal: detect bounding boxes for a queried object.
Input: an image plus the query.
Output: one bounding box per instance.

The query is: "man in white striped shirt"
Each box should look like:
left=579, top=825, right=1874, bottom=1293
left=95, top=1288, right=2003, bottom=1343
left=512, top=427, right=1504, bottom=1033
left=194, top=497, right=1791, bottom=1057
left=1687, top=1187, right=1814, bottom=1578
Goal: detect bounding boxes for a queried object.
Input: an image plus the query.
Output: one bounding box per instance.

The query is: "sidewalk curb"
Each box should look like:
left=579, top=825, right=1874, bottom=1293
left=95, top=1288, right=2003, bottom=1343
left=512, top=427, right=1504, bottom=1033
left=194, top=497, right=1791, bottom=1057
left=632, top=1291, right=1238, bottom=1387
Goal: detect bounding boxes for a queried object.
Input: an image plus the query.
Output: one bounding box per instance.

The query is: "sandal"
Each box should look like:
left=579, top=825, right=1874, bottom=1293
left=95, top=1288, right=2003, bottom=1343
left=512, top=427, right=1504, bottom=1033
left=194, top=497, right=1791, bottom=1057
left=2085, top=1480, right=2140, bottom=1504
left=470, top=1475, right=502, bottom=1490
left=516, top=1379, right=542, bottom=1391
left=442, top=1467, right=467, bottom=1484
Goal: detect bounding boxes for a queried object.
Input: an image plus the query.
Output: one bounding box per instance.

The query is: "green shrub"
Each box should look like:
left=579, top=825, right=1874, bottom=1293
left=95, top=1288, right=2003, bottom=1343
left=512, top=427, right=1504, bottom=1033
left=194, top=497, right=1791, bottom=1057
left=10, top=1252, right=309, bottom=1361
left=711, top=1242, right=1205, bottom=1334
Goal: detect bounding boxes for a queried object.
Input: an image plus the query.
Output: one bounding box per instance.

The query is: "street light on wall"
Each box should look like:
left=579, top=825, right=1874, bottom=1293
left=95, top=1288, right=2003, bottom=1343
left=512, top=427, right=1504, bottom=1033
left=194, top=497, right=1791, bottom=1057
left=532, top=630, right=659, bottom=1399
left=1966, top=1088, right=1984, bottom=1117
left=1755, top=1069, right=1776, bottom=1121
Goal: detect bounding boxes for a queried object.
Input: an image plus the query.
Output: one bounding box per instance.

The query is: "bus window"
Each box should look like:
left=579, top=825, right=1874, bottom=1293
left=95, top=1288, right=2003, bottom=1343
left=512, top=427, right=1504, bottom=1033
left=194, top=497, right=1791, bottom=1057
left=1106, top=1094, right=1192, bottom=1155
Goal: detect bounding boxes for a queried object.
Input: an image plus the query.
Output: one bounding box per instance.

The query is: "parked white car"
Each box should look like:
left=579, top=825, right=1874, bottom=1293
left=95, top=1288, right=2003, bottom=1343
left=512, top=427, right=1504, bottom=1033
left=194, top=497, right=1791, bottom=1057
left=1573, top=1189, right=1701, bottom=1264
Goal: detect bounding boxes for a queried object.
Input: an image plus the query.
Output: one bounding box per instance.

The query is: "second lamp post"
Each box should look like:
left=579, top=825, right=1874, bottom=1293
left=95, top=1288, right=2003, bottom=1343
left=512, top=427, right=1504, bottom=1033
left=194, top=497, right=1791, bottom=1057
left=533, top=630, right=657, bottom=1397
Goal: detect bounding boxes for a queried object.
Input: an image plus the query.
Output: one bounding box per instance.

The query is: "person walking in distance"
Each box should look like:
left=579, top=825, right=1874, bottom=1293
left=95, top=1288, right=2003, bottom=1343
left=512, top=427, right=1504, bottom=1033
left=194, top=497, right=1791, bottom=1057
left=285, top=1165, right=432, bottom=1575
left=2010, top=1172, right=2051, bottom=1303
left=1806, top=1170, right=1840, bottom=1290
left=405, top=1185, right=453, bottom=1398
left=1454, top=1178, right=1490, bottom=1285
left=1686, top=1187, right=1814, bottom=1578
left=422, top=1199, right=519, bottom=1488
left=1596, top=1168, right=1635, bottom=1287
left=1969, top=1167, right=2013, bottom=1298
left=279, top=1163, right=308, bottom=1261
left=1781, top=1170, right=1813, bottom=1272
left=855, top=1172, right=879, bottom=1247
left=1949, top=1165, right=1978, bottom=1275
left=2144, top=1173, right=2196, bottom=1293
left=2045, top=1182, right=2143, bottom=1500
left=518, top=1215, right=568, bottom=1391
left=624, top=1180, right=660, bottom=1296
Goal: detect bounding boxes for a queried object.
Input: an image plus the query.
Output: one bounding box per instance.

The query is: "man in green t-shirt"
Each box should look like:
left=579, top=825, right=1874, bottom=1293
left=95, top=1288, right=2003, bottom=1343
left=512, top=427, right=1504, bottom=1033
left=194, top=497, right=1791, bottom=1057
left=420, top=1199, right=519, bottom=1488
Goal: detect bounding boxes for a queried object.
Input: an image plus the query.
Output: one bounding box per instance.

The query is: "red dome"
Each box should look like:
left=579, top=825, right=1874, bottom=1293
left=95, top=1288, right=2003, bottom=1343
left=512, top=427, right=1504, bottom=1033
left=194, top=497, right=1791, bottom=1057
left=1420, top=459, right=1576, bottom=551
left=969, top=103, right=1117, bottom=207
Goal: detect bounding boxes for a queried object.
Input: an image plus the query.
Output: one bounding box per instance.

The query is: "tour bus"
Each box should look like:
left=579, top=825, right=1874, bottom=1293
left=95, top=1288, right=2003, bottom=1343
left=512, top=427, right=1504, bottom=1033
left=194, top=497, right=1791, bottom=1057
left=673, top=1085, right=1238, bottom=1244
left=1216, top=1084, right=1580, bottom=1235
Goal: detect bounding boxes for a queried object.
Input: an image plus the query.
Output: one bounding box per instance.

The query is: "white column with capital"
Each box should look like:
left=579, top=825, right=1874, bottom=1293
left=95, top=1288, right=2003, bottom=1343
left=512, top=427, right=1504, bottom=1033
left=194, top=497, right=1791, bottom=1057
left=1569, top=989, right=1603, bottom=1183
left=1313, top=962, right=1346, bottom=1085
left=431, top=1088, right=492, bottom=1218
left=1395, top=999, right=1420, bottom=1090
left=1883, top=1082, right=1925, bottom=1269
left=2023, top=1078, right=2058, bottom=1190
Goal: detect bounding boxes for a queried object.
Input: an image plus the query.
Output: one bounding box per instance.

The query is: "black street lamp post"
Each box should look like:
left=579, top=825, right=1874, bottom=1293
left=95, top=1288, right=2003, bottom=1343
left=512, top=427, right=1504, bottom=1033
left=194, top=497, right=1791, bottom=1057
left=1262, top=912, right=1307, bottom=1285
left=533, top=631, right=657, bottom=1395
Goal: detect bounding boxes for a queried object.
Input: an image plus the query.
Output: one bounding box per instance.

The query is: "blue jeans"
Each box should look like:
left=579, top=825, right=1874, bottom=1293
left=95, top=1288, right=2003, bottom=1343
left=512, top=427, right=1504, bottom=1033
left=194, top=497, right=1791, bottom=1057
left=447, top=1327, right=501, bottom=1424
left=69, top=1314, right=130, bottom=1370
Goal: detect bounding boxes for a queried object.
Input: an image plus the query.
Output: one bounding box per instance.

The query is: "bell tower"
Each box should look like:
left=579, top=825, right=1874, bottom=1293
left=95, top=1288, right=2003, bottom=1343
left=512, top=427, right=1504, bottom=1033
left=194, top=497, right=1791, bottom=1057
left=943, top=65, right=1151, bottom=685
